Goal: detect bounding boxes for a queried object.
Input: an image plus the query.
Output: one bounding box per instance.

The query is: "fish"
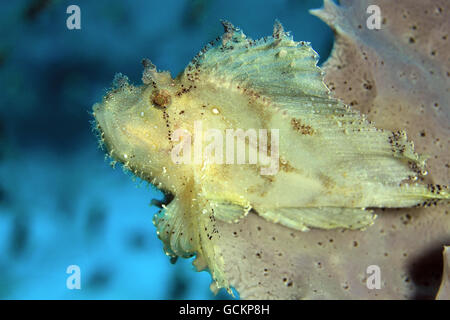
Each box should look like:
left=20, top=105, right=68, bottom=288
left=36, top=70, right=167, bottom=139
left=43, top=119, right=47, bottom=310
left=92, top=21, right=449, bottom=292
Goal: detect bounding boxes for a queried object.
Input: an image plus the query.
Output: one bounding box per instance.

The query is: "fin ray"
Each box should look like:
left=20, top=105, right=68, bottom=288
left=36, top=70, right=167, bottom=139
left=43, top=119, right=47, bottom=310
left=153, top=197, right=197, bottom=258
left=257, top=207, right=376, bottom=231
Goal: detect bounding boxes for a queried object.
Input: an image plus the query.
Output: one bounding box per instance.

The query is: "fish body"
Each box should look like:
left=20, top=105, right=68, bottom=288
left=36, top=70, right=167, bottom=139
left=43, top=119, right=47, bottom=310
left=93, top=21, right=448, bottom=292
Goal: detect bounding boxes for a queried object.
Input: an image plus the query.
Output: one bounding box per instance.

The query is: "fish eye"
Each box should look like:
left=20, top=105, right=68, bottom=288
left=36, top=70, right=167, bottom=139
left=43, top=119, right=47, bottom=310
left=151, top=89, right=171, bottom=109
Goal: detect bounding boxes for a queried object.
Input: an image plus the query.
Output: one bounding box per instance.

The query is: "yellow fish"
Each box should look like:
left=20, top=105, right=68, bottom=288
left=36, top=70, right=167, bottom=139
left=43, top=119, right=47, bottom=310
left=92, top=21, right=448, bottom=292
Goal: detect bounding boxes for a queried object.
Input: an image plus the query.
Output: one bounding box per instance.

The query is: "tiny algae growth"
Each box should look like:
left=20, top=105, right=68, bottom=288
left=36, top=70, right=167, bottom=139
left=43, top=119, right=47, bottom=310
left=92, top=21, right=449, bottom=293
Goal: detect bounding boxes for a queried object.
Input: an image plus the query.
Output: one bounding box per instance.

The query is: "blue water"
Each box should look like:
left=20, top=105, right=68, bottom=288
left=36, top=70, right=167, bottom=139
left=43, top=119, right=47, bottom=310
left=0, top=0, right=332, bottom=299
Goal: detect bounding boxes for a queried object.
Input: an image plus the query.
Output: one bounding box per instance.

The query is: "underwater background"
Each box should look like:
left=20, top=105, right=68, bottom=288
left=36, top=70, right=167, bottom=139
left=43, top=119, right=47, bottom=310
left=0, top=0, right=333, bottom=299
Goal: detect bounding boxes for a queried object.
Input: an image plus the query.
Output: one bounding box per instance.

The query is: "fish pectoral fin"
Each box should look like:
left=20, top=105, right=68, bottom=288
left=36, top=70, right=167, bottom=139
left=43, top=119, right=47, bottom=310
left=208, top=200, right=252, bottom=223
left=257, top=207, right=376, bottom=231
left=152, top=196, right=197, bottom=258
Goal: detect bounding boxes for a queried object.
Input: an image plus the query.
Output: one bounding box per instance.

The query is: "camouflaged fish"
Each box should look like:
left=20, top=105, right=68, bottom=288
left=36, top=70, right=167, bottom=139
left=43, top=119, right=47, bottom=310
left=92, top=21, right=449, bottom=291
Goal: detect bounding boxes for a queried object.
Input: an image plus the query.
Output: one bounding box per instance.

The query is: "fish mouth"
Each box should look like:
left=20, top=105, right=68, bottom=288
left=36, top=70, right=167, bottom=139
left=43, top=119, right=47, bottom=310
left=92, top=103, right=115, bottom=155
left=92, top=102, right=145, bottom=164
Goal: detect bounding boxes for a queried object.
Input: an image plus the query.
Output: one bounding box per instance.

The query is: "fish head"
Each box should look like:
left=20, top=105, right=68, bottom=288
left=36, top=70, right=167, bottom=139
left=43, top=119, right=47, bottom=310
left=92, top=72, right=175, bottom=175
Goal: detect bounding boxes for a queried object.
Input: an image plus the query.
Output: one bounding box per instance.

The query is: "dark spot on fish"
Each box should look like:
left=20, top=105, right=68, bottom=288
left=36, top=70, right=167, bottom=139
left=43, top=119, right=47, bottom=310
left=291, top=118, right=315, bottom=135
left=279, top=159, right=298, bottom=173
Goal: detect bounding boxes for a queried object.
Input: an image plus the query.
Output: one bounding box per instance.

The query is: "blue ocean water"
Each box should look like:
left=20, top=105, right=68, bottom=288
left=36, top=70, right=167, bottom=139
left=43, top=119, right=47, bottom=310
left=0, top=0, right=332, bottom=299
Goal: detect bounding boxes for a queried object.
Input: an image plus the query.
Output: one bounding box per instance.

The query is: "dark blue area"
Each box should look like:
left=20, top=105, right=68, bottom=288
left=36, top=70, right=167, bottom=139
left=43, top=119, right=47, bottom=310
left=0, top=0, right=332, bottom=299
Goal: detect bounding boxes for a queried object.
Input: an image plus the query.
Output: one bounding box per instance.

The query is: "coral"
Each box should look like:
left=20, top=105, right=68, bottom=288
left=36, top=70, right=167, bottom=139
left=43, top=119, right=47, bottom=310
left=212, top=0, right=449, bottom=299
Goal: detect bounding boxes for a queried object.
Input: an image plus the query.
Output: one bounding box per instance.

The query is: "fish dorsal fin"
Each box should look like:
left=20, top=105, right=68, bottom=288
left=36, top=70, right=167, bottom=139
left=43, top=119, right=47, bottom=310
left=182, top=21, right=328, bottom=100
